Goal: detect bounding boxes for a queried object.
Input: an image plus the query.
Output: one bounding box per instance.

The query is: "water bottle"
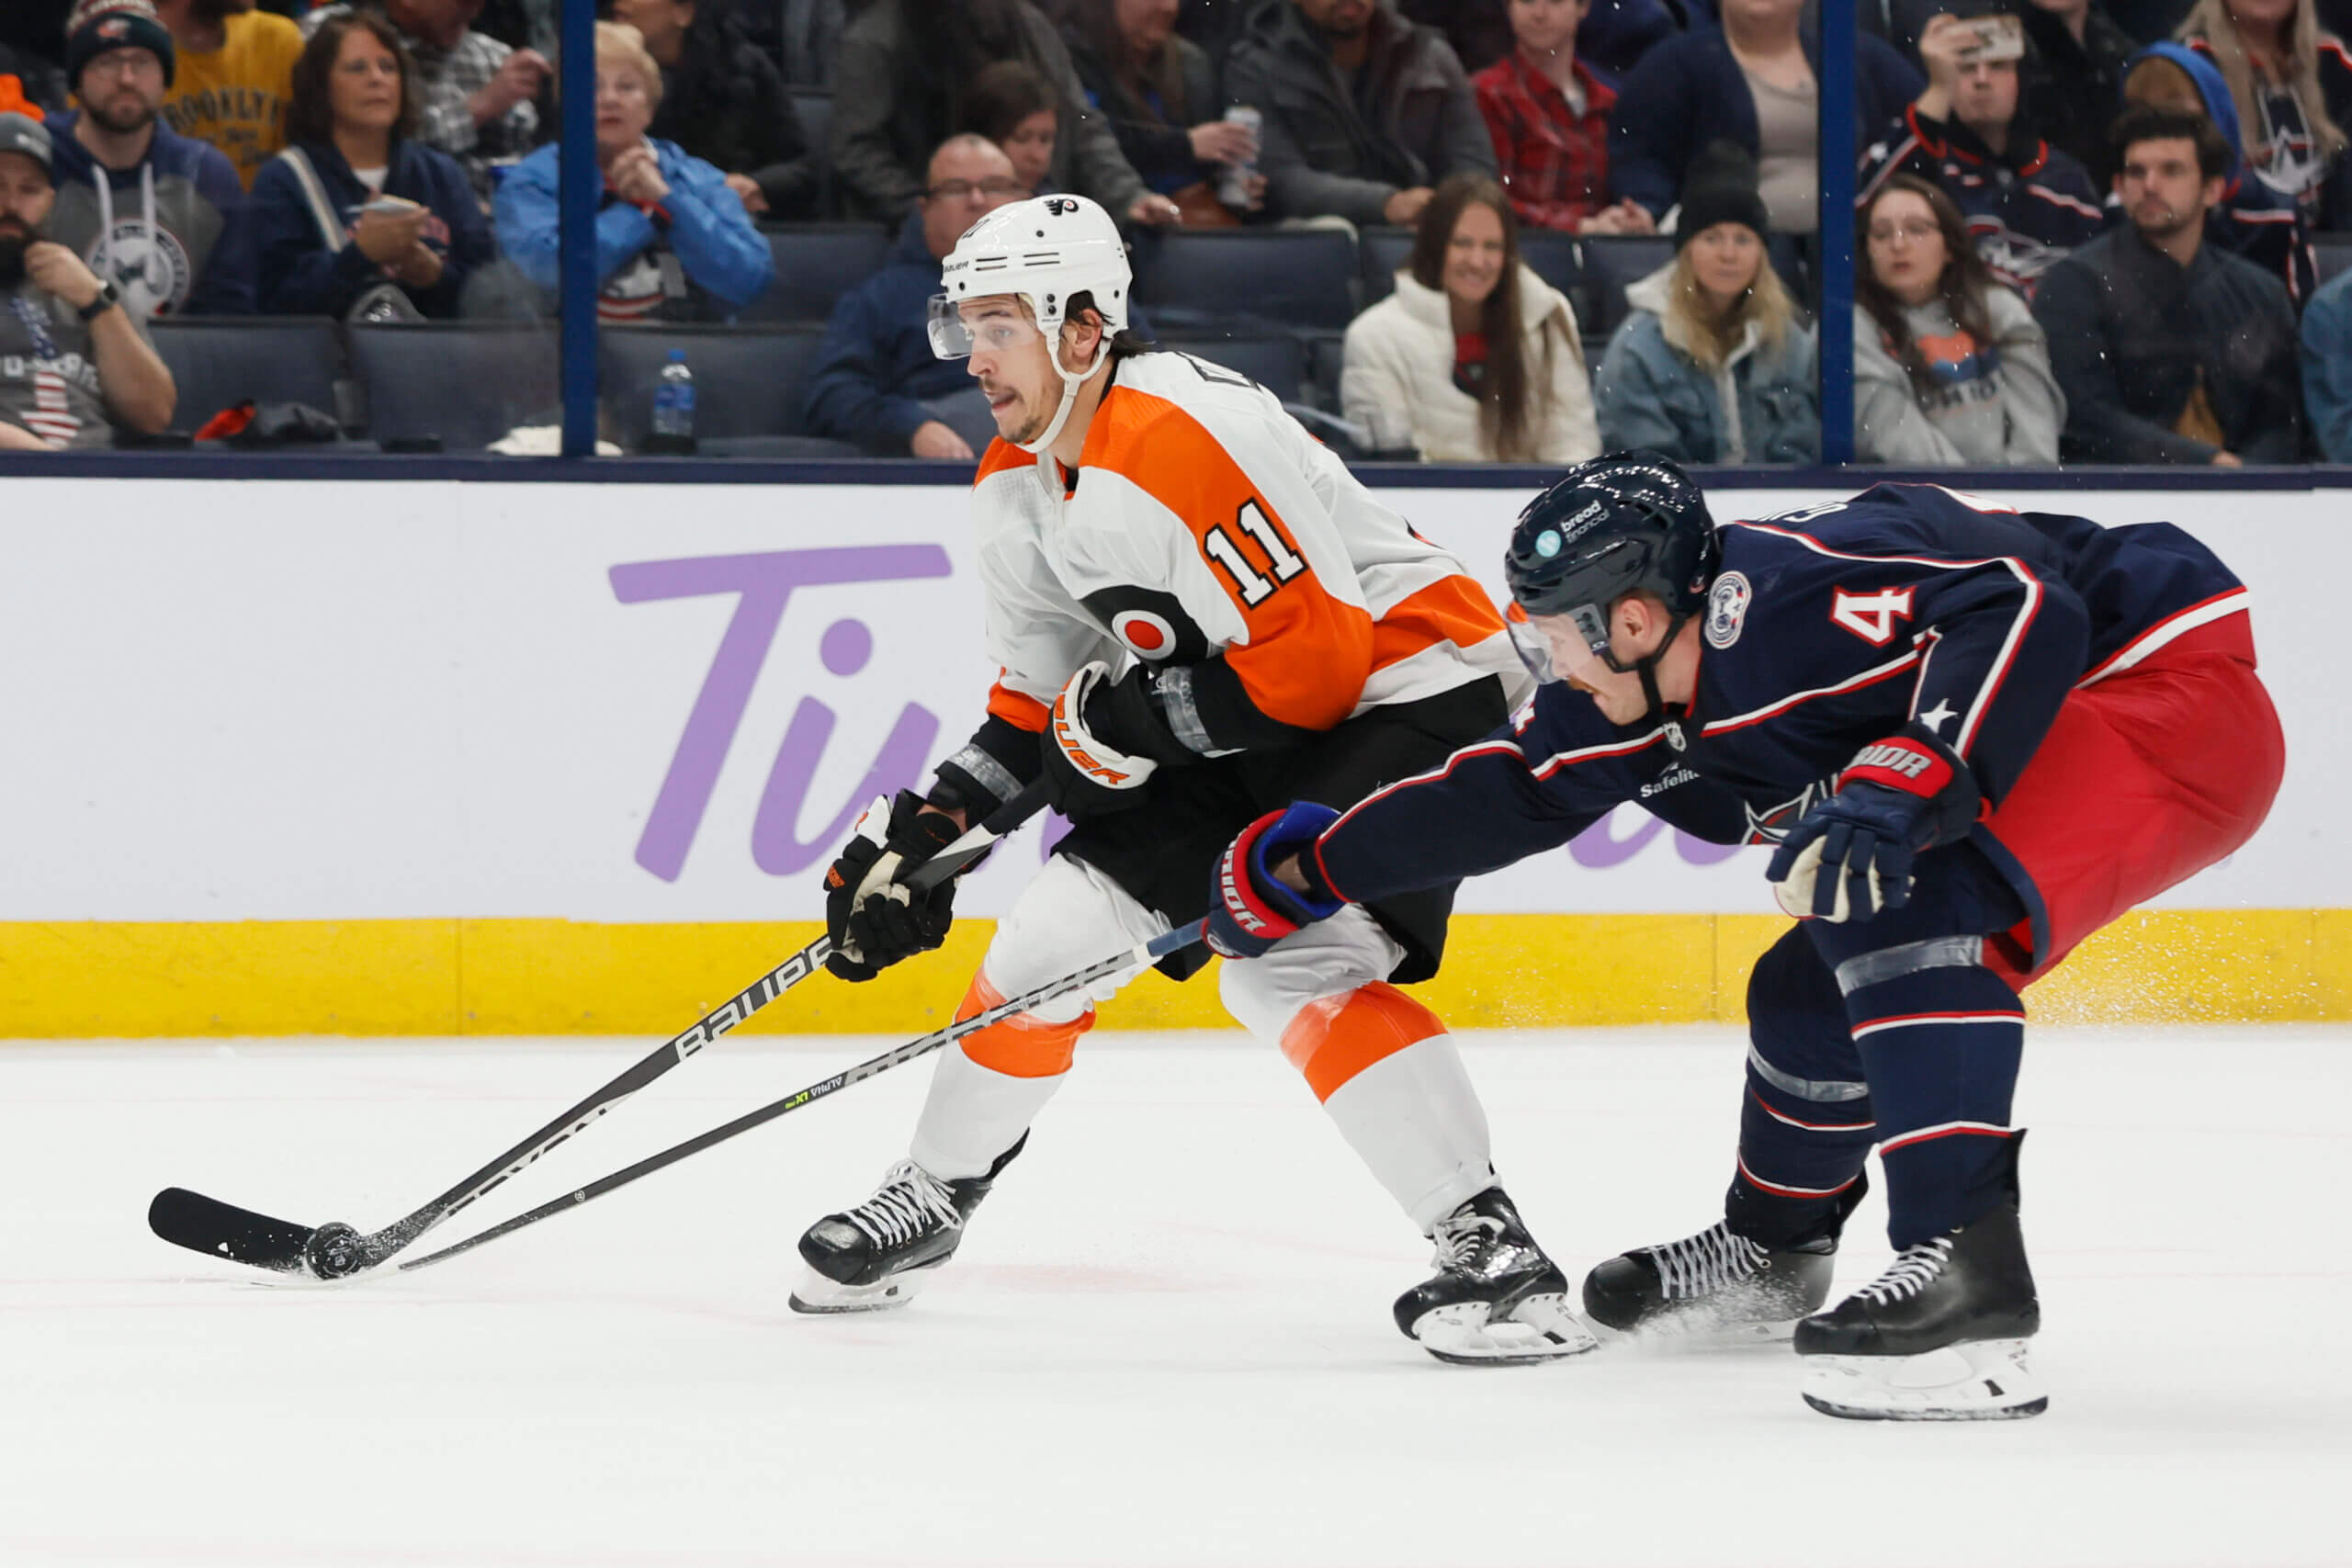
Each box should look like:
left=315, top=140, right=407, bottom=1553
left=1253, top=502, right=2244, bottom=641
left=1216, top=106, right=1261, bottom=209
left=652, top=348, right=695, bottom=441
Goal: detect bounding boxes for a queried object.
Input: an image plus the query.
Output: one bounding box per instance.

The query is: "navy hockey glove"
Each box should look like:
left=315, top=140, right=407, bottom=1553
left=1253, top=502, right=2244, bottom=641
left=1206, top=803, right=1347, bottom=960
left=1766, top=728, right=1981, bottom=922
left=1040, top=660, right=1193, bottom=819
left=823, top=790, right=965, bottom=981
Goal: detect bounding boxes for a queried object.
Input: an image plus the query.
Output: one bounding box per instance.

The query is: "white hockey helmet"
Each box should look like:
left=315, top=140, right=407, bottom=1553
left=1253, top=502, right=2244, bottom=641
left=929, top=194, right=1133, bottom=453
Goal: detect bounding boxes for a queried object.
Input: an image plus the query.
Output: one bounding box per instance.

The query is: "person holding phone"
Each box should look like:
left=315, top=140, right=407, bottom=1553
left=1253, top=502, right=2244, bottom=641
left=249, top=7, right=491, bottom=317
left=1857, top=9, right=2104, bottom=298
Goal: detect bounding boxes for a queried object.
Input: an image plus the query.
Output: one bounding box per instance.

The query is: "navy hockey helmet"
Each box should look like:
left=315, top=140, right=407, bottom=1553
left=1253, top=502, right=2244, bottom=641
left=1503, top=451, right=1720, bottom=669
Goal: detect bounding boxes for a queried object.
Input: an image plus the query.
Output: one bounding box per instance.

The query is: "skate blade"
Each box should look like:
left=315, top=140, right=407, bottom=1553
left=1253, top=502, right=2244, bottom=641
left=1800, top=1337, right=2048, bottom=1421
left=787, top=1264, right=933, bottom=1315
left=1591, top=1309, right=1803, bottom=1349
left=1410, top=1295, right=1600, bottom=1365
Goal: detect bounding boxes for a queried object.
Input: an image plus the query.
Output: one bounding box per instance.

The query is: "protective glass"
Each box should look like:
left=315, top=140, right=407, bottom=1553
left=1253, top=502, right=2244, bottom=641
left=926, top=294, right=1042, bottom=361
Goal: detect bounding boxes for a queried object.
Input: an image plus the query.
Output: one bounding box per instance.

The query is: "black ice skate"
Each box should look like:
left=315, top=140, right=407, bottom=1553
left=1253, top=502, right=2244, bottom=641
left=788, top=1137, right=1023, bottom=1314
left=1581, top=1222, right=1837, bottom=1343
left=1794, top=1201, right=2045, bottom=1421
left=1393, top=1187, right=1597, bottom=1364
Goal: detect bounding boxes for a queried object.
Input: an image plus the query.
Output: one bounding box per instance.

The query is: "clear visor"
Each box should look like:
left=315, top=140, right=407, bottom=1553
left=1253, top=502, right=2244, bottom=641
left=927, top=294, right=1044, bottom=361
left=1509, top=606, right=1611, bottom=686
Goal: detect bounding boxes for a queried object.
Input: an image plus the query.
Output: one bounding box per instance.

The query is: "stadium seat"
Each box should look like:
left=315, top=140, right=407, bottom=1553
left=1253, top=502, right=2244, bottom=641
left=347, top=322, right=560, bottom=450
left=1159, top=333, right=1306, bottom=404
left=787, top=89, right=832, bottom=217
left=145, top=316, right=344, bottom=435
left=1768, top=232, right=1812, bottom=306
left=1129, top=227, right=1360, bottom=332
left=1359, top=225, right=1414, bottom=305
left=745, top=222, right=894, bottom=323
left=599, top=323, right=834, bottom=448
left=1577, top=235, right=1674, bottom=338
left=2315, top=232, right=2352, bottom=287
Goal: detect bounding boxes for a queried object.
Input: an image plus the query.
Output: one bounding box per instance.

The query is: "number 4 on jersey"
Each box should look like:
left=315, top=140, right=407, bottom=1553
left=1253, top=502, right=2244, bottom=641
left=1830, top=586, right=1915, bottom=646
left=1204, top=499, right=1306, bottom=606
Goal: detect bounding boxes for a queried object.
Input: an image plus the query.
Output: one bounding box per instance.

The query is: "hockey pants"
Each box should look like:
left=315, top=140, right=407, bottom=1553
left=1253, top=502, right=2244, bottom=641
left=910, top=854, right=1496, bottom=1232
left=1736, top=616, right=2283, bottom=1250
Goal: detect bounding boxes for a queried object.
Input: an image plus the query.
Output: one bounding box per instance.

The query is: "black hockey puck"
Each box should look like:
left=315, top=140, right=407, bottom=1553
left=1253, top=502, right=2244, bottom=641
left=303, top=1222, right=366, bottom=1279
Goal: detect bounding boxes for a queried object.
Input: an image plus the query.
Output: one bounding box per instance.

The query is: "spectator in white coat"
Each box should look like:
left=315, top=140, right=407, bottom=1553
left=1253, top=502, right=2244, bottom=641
left=1340, top=172, right=1599, bottom=462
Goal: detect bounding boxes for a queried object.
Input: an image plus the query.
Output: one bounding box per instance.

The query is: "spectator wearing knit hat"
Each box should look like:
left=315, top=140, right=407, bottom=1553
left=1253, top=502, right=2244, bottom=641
left=1591, top=141, right=1819, bottom=463
left=48, top=0, right=254, bottom=318
left=0, top=75, right=177, bottom=449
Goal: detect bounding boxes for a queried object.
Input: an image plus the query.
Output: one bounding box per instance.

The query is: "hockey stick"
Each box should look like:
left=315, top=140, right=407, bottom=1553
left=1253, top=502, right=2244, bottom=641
left=147, top=782, right=1047, bottom=1280
left=395, top=917, right=1210, bottom=1274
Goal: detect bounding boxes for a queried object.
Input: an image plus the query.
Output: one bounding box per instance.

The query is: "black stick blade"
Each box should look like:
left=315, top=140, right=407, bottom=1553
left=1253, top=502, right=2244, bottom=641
left=148, top=1188, right=314, bottom=1273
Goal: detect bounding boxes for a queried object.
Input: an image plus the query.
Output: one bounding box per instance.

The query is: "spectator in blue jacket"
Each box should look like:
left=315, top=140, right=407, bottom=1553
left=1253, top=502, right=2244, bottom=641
left=1610, top=0, right=1922, bottom=231
left=249, top=9, right=492, bottom=319
left=493, top=20, right=771, bottom=321
left=2301, top=258, right=2352, bottom=457
left=801, top=133, right=1032, bottom=457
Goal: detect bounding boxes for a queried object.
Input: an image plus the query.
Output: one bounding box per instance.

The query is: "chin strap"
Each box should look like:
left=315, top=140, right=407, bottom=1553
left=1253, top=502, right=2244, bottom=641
left=1606, top=610, right=1693, bottom=751
left=1017, top=337, right=1114, bottom=455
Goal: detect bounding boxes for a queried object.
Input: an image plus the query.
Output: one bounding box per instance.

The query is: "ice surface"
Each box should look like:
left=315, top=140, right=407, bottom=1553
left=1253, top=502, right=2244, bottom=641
left=4, top=1025, right=2346, bottom=1567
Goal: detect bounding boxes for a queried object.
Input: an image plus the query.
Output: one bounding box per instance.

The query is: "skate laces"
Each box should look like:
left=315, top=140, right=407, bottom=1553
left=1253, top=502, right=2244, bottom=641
left=1648, top=1223, right=1772, bottom=1301
left=841, top=1161, right=962, bottom=1248
left=1853, top=1237, right=1955, bottom=1305
left=1429, top=1211, right=1506, bottom=1269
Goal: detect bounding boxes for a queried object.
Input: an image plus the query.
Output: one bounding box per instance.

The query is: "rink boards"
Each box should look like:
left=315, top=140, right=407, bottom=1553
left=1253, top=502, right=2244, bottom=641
left=0, top=477, right=2341, bottom=1034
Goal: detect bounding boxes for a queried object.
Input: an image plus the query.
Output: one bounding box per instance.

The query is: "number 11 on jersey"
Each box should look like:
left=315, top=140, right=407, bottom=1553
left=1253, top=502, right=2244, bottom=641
left=1204, top=499, right=1306, bottom=606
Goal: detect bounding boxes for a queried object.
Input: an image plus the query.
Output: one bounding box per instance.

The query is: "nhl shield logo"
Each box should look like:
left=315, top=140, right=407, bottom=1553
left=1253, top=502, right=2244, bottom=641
left=1704, top=570, right=1751, bottom=649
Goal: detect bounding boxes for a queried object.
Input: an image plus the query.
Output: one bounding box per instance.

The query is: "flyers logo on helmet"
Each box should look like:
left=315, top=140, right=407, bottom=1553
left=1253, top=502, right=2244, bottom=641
left=1044, top=197, right=1079, bottom=216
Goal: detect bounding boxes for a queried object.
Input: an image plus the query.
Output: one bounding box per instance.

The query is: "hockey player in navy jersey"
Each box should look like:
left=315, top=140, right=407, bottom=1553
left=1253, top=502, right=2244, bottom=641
left=1204, top=452, right=2284, bottom=1420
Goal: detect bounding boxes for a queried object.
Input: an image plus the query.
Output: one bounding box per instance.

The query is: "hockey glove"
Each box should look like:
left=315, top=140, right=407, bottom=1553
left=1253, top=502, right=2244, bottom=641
left=1205, top=803, right=1347, bottom=960
left=823, top=790, right=965, bottom=981
left=1039, top=660, right=1193, bottom=819
left=1766, top=728, right=1982, bottom=922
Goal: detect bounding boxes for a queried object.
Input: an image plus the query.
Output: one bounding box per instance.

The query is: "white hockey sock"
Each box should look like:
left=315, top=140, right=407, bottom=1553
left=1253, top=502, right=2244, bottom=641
left=909, top=1042, right=1069, bottom=1179
left=1319, top=1033, right=1496, bottom=1233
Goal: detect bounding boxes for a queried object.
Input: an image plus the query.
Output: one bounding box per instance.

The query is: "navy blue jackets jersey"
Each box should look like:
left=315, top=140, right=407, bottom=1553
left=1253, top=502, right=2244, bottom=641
left=1310, top=484, right=2250, bottom=913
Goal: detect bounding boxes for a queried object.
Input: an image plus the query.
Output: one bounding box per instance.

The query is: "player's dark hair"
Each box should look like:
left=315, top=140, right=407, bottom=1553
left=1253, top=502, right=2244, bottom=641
left=286, top=7, right=422, bottom=147
left=2109, top=102, right=2233, bottom=182
left=1065, top=289, right=1154, bottom=362
left=1856, top=175, right=2000, bottom=398
left=1408, top=174, right=1554, bottom=462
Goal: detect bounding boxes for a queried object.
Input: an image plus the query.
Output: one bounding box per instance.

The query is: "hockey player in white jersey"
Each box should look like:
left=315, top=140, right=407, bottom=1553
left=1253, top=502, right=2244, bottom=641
left=792, top=193, right=1586, bottom=1362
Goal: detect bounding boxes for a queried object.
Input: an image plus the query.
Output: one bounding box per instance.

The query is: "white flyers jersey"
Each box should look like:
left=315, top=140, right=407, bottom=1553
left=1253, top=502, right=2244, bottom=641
left=968, top=349, right=1525, bottom=740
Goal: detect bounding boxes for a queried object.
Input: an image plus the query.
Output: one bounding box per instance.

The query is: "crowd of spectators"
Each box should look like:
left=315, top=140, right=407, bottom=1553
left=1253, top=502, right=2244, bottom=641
left=6, top=0, right=2352, bottom=464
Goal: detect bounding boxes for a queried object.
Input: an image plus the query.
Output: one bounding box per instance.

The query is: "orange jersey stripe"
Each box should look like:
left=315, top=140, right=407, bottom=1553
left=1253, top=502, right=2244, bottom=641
left=955, top=970, right=1092, bottom=1078
left=1278, top=981, right=1446, bottom=1102
left=972, top=438, right=1032, bottom=487
left=987, top=675, right=1051, bottom=733
left=1083, top=388, right=1373, bottom=731
left=1370, top=574, right=1508, bottom=672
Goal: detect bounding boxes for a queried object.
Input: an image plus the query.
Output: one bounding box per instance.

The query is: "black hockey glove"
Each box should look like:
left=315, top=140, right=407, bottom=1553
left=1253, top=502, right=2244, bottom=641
left=1766, top=728, right=1982, bottom=922
left=823, top=790, right=965, bottom=981
left=1205, top=803, right=1346, bottom=960
left=1039, top=660, right=1195, bottom=819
